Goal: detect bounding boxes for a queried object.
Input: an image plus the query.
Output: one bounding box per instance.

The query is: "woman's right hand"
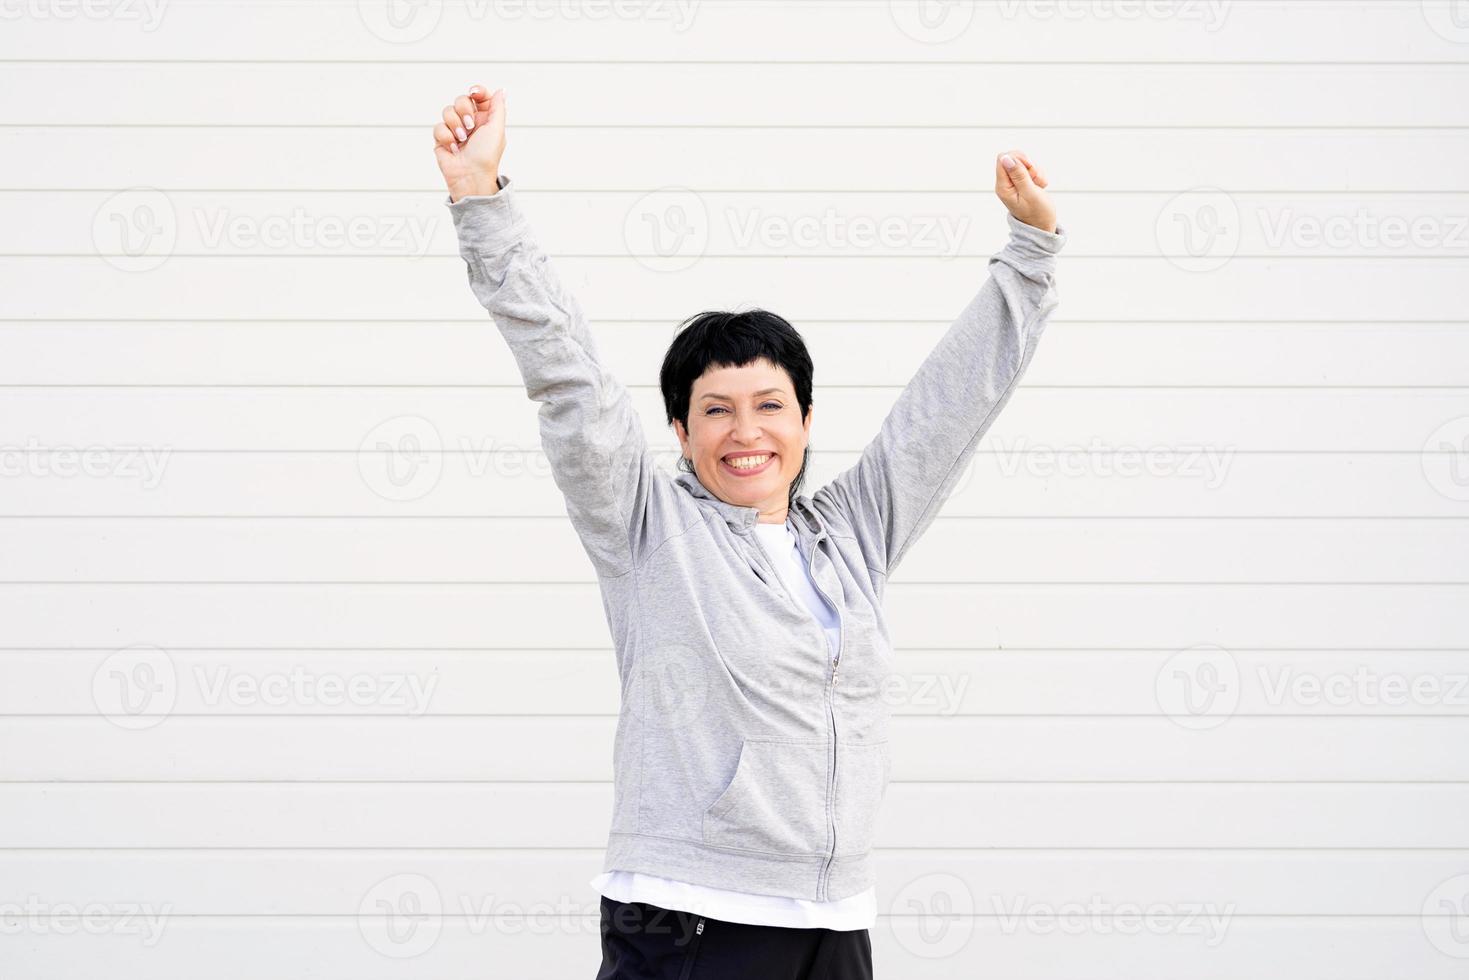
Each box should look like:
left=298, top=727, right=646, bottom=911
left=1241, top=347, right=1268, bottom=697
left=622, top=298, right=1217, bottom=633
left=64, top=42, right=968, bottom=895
left=994, top=150, right=1058, bottom=235
left=434, top=85, right=508, bottom=202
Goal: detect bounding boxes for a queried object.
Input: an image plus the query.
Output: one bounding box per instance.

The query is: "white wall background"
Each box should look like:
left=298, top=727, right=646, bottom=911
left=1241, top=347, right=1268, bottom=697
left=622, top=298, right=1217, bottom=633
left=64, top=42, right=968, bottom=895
left=1, top=1, right=1467, bottom=976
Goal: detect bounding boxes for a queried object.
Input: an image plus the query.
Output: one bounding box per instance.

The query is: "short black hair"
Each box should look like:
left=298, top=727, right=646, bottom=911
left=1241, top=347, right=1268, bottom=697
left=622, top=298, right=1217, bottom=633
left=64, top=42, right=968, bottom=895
left=659, top=308, right=814, bottom=504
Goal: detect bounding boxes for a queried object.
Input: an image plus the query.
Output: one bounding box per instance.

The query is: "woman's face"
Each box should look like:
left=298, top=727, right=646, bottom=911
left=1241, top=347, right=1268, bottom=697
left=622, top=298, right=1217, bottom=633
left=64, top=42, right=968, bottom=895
left=673, top=358, right=812, bottom=520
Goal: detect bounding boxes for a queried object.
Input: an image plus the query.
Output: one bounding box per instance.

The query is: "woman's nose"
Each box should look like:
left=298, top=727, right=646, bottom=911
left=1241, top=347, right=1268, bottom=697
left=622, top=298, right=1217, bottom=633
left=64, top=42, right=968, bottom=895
left=731, top=409, right=763, bottom=442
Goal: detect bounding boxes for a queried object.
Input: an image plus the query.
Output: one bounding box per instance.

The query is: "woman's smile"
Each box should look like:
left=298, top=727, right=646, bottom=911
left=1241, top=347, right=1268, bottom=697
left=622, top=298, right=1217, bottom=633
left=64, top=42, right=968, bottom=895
left=721, top=451, right=777, bottom=477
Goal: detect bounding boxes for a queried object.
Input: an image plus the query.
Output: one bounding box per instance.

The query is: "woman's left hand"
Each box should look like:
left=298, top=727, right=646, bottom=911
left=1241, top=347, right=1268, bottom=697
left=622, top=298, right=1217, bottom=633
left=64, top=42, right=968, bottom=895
left=994, top=151, right=1058, bottom=235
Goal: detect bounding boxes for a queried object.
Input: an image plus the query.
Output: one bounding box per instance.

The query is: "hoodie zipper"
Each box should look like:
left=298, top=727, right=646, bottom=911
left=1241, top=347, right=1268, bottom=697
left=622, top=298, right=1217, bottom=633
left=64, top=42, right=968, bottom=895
left=745, top=512, right=846, bottom=901
left=803, top=527, right=845, bottom=902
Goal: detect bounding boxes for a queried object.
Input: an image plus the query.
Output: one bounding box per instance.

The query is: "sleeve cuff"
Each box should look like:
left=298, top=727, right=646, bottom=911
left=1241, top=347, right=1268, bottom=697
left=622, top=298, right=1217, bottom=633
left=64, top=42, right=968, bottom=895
left=998, top=210, right=1067, bottom=275
left=444, top=173, right=529, bottom=254
left=1004, top=210, right=1067, bottom=252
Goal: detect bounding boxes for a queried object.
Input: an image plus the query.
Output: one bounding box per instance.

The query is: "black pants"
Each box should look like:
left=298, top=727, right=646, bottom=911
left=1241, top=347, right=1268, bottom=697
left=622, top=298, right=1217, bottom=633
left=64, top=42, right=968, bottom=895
left=595, top=896, right=874, bottom=980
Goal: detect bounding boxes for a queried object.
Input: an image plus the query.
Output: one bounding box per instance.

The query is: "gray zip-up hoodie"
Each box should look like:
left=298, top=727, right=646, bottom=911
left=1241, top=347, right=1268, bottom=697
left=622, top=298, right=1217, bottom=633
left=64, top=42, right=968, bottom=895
left=446, top=174, right=1066, bottom=902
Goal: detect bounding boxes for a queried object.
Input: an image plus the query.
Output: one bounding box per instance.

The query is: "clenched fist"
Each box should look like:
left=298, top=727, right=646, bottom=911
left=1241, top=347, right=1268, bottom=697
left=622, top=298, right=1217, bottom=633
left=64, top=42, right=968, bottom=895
left=434, top=84, right=508, bottom=202
left=995, top=151, right=1058, bottom=235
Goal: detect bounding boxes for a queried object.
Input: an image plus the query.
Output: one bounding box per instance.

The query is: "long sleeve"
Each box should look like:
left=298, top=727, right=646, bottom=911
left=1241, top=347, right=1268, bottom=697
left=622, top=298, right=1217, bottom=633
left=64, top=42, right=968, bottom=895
left=815, top=210, right=1067, bottom=580
left=445, top=174, right=659, bottom=580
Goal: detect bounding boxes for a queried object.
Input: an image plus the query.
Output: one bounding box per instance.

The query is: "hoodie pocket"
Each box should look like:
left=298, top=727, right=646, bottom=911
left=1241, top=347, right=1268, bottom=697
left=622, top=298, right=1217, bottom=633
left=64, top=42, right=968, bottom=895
left=833, top=739, right=891, bottom=857
left=702, top=737, right=830, bottom=856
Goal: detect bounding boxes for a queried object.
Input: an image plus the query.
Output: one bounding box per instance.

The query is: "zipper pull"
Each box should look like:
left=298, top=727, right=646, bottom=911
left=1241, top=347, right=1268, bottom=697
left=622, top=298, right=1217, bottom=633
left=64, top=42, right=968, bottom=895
left=833, top=656, right=841, bottom=686
left=696, top=918, right=705, bottom=935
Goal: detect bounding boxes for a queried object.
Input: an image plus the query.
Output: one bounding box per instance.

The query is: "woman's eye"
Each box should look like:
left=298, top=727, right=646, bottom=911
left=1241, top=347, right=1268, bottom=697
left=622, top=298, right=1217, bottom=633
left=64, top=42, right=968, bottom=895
left=705, top=402, right=782, bottom=416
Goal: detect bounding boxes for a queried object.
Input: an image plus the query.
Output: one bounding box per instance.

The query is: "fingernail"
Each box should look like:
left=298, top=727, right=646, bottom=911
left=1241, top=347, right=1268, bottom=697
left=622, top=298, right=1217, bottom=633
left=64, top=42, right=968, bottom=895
left=469, top=86, right=481, bottom=95
left=464, top=114, right=474, bottom=130
left=1001, top=154, right=1016, bottom=168
left=456, top=127, right=466, bottom=140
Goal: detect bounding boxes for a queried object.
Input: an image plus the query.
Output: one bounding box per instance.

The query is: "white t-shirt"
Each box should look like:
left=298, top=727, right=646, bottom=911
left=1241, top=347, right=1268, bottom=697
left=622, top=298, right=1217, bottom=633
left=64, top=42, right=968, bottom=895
left=752, top=517, right=843, bottom=661
left=590, top=517, right=875, bottom=930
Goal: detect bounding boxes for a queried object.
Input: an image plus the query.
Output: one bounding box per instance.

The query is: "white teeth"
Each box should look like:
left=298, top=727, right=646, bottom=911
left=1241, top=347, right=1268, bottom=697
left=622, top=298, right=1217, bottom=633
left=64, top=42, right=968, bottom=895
left=725, top=453, right=771, bottom=470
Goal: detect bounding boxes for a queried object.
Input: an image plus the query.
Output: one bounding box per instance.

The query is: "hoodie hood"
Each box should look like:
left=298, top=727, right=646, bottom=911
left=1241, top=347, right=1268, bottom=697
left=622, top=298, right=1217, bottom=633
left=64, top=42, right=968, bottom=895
left=673, top=467, right=824, bottom=538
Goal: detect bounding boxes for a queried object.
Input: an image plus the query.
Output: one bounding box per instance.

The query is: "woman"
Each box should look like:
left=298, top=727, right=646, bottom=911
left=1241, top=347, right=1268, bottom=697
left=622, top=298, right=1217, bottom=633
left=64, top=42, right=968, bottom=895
left=433, top=85, right=1065, bottom=980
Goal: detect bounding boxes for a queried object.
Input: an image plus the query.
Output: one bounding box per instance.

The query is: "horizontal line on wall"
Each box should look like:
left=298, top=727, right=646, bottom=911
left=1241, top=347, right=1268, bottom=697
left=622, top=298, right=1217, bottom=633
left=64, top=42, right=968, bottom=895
left=9, top=59, right=1469, bottom=66
left=4, top=779, right=1468, bottom=786
left=14, top=254, right=1469, bottom=262
left=0, top=450, right=1450, bottom=457
left=0, top=0, right=1437, bottom=7
left=12, top=189, right=1469, bottom=196
left=2, top=384, right=1465, bottom=390
left=5, top=317, right=1466, bottom=324
left=4, top=516, right=1463, bottom=522
left=4, top=845, right=1469, bottom=854
left=8, top=713, right=1469, bottom=720
left=6, top=124, right=1469, bottom=131
left=3, top=516, right=1462, bottom=522
left=5, top=646, right=1460, bottom=653
left=4, top=581, right=1467, bottom=586
left=17, top=191, right=1469, bottom=196
left=8, top=191, right=1469, bottom=198
left=0, top=912, right=1442, bottom=921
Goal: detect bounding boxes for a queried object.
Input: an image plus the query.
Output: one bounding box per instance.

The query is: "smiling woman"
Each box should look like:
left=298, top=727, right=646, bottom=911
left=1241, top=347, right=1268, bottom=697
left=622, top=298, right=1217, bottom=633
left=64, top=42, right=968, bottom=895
left=433, top=83, right=1066, bottom=980
left=660, top=309, right=817, bottom=523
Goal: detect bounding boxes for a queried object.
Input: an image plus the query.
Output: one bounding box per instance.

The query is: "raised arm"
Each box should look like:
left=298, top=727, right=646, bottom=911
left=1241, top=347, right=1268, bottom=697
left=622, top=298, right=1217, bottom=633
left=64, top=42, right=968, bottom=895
left=435, top=85, right=659, bottom=580
left=814, top=152, right=1067, bottom=580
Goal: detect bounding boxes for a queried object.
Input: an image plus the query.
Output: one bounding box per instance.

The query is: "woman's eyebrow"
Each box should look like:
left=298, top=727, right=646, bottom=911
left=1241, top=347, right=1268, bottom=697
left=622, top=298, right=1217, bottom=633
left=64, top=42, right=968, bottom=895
left=699, top=388, right=787, bottom=401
